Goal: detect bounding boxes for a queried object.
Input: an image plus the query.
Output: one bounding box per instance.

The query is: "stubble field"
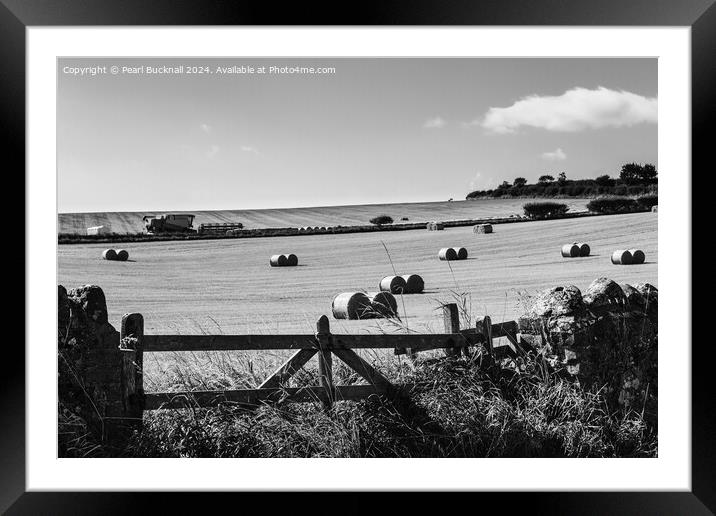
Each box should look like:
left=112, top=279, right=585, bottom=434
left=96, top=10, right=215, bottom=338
left=58, top=211, right=657, bottom=336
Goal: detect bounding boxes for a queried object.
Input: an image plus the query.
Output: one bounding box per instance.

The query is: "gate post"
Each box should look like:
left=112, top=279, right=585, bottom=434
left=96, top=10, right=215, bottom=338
left=477, top=315, right=494, bottom=362
left=118, top=313, right=145, bottom=439
left=315, top=315, right=334, bottom=410
left=442, top=303, right=461, bottom=357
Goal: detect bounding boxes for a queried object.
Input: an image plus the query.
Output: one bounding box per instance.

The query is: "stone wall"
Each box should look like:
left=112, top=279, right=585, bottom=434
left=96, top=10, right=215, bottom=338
left=518, top=278, right=658, bottom=423
left=58, top=284, right=140, bottom=447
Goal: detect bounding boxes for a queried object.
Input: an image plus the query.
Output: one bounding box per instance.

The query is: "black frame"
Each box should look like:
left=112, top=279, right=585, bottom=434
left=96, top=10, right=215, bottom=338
left=5, top=1, right=711, bottom=513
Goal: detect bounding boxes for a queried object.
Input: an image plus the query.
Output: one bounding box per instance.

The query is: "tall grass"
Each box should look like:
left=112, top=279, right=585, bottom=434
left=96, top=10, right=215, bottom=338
left=122, top=354, right=655, bottom=458
left=59, top=339, right=656, bottom=458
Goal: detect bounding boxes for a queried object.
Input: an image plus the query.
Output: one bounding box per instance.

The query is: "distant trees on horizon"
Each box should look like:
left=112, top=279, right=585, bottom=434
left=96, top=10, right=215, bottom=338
left=466, top=163, right=657, bottom=199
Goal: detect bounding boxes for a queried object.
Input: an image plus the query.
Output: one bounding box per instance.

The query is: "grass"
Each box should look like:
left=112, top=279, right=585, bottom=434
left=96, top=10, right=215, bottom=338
left=59, top=350, right=656, bottom=458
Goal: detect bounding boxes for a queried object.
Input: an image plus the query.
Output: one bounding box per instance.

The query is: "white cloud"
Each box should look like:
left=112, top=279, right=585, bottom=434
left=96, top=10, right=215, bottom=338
left=541, top=148, right=567, bottom=161
left=479, top=87, right=657, bottom=133
left=240, top=145, right=260, bottom=154
left=423, top=116, right=446, bottom=129
left=200, top=123, right=211, bottom=133
left=206, top=144, right=220, bottom=158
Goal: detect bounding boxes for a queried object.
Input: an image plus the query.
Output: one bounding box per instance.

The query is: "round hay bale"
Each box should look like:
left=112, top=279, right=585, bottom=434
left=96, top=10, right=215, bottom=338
left=116, top=249, right=129, bottom=261
left=270, top=254, right=288, bottom=267
left=652, top=205, right=658, bottom=213
left=379, top=275, right=407, bottom=294
left=455, top=247, right=468, bottom=260
left=561, top=244, right=580, bottom=258
left=473, top=224, right=493, bottom=234
left=401, top=274, right=424, bottom=294
left=611, top=250, right=633, bottom=265
left=286, top=253, right=298, bottom=266
left=331, top=292, right=372, bottom=320
left=102, top=249, right=117, bottom=261
left=628, top=249, right=646, bottom=264
left=575, top=242, right=590, bottom=257
left=368, top=292, right=398, bottom=317
left=439, top=247, right=458, bottom=261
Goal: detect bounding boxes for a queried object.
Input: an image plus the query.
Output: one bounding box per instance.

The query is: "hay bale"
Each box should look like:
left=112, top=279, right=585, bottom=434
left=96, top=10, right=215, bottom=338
left=270, top=254, right=288, bottom=267
left=285, top=253, right=298, bottom=266
left=473, top=224, right=493, bottom=234
left=368, top=292, right=398, bottom=318
left=455, top=247, right=468, bottom=260
left=401, top=274, right=424, bottom=294
left=332, top=292, right=372, bottom=320
left=379, top=275, right=407, bottom=294
left=102, top=249, right=117, bottom=261
left=561, top=244, right=580, bottom=258
left=87, top=225, right=111, bottom=236
left=628, top=249, right=646, bottom=264
left=652, top=205, right=658, bottom=213
left=438, top=247, right=458, bottom=261
left=611, top=250, right=633, bottom=265
left=116, top=249, right=129, bottom=261
left=427, top=221, right=444, bottom=231
left=573, top=242, right=590, bottom=257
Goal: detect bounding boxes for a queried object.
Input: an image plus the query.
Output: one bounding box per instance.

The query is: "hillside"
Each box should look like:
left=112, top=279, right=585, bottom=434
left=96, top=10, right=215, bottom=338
left=58, top=198, right=591, bottom=234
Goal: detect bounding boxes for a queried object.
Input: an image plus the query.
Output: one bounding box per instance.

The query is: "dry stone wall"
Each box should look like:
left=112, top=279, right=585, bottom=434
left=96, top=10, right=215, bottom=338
left=58, top=284, right=140, bottom=447
left=518, top=278, right=657, bottom=423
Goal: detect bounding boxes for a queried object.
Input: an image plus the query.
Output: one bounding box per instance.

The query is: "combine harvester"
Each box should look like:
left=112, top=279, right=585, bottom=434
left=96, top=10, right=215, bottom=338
left=142, top=214, right=197, bottom=234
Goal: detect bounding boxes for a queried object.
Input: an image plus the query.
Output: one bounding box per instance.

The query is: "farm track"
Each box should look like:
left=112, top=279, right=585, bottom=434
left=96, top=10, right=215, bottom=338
left=58, top=211, right=657, bottom=337
left=58, top=198, right=591, bottom=234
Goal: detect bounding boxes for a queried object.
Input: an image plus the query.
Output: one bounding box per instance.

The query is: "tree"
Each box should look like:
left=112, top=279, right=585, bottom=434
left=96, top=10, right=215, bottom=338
left=369, top=215, right=393, bottom=226
left=595, top=174, right=615, bottom=187
left=497, top=180, right=512, bottom=190
left=513, top=177, right=527, bottom=188
left=538, top=174, right=554, bottom=185
left=620, top=163, right=657, bottom=186
left=641, top=164, right=658, bottom=184
left=557, top=172, right=567, bottom=186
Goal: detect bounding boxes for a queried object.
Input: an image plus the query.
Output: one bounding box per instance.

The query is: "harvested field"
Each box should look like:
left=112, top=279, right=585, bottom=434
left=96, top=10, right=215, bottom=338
left=58, top=212, right=656, bottom=336
left=58, top=198, right=591, bottom=234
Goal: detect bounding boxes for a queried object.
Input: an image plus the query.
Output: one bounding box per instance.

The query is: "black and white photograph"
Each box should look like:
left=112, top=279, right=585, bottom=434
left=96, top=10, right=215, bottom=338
left=56, top=56, right=660, bottom=459
left=4, top=0, right=709, bottom=506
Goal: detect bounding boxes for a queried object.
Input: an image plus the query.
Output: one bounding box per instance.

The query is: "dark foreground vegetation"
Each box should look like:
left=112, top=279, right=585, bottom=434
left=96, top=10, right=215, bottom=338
left=60, top=353, right=656, bottom=458
left=467, top=163, right=658, bottom=200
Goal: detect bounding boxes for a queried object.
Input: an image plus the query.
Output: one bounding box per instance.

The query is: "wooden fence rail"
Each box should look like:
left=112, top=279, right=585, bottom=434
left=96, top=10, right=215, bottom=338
left=117, top=303, right=528, bottom=430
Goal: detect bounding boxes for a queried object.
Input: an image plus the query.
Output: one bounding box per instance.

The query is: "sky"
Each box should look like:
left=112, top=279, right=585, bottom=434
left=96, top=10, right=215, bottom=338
left=57, top=58, right=657, bottom=213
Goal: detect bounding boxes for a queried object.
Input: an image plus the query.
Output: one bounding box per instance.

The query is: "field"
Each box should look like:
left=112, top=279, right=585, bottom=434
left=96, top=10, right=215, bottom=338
left=58, top=211, right=657, bottom=336
left=57, top=197, right=592, bottom=234
left=58, top=210, right=658, bottom=458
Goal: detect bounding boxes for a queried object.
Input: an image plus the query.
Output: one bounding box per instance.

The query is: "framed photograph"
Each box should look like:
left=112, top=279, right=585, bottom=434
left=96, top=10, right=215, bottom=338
left=7, top=0, right=712, bottom=512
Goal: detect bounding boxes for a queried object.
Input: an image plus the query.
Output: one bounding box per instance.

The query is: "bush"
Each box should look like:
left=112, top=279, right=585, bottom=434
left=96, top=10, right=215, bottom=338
left=570, top=185, right=585, bottom=196
left=586, top=196, right=638, bottom=214
left=613, top=186, right=628, bottom=196
left=369, top=215, right=394, bottom=226
left=523, top=202, right=570, bottom=219
left=636, top=194, right=658, bottom=210
left=595, top=174, right=616, bottom=187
